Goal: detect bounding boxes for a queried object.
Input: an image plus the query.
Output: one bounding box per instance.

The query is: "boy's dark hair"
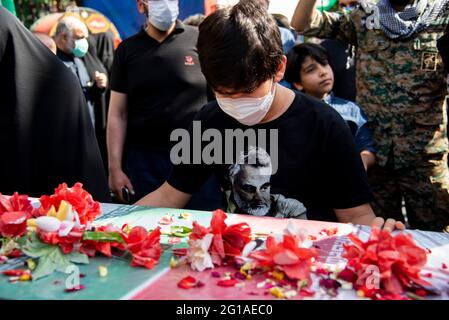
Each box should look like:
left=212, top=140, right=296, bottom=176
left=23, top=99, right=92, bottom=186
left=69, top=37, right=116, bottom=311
left=183, top=14, right=205, bottom=27
left=284, top=43, right=329, bottom=85
left=272, top=13, right=290, bottom=29
left=197, top=0, right=283, bottom=94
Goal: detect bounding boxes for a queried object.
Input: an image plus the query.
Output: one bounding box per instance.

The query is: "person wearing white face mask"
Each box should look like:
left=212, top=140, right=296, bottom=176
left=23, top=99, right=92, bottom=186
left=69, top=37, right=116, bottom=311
left=107, top=0, right=221, bottom=209
left=216, top=79, right=276, bottom=126
left=137, top=1, right=406, bottom=232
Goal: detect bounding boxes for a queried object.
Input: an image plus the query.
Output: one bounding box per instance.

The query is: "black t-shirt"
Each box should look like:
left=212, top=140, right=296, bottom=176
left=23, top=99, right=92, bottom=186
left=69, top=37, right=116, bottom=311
left=167, top=92, right=373, bottom=222
left=110, top=21, right=208, bottom=149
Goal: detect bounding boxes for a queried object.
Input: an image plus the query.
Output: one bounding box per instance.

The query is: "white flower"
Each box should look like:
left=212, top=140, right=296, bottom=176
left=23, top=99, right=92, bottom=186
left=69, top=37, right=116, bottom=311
left=58, top=220, right=75, bottom=237
left=187, top=233, right=214, bottom=272
left=284, top=219, right=313, bottom=248
left=36, top=216, right=61, bottom=232
left=242, top=241, right=258, bottom=257
left=35, top=202, right=80, bottom=236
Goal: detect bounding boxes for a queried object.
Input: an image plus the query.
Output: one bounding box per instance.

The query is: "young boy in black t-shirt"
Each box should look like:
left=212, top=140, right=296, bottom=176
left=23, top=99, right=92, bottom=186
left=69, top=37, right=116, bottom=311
left=136, top=1, right=404, bottom=231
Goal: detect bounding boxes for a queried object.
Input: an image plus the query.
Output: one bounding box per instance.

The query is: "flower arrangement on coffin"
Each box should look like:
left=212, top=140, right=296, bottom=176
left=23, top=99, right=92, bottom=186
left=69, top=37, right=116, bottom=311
left=0, top=183, right=162, bottom=281
left=341, top=227, right=436, bottom=299
left=177, top=220, right=321, bottom=298
left=183, top=209, right=253, bottom=272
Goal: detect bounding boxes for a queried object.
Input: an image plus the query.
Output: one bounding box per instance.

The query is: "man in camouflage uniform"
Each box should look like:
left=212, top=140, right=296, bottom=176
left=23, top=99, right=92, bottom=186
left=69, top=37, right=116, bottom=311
left=291, top=0, right=449, bottom=232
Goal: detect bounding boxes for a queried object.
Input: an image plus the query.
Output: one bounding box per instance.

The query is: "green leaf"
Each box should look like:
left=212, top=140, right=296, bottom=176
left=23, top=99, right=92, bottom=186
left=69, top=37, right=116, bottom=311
left=21, top=233, right=55, bottom=258
left=21, top=232, right=90, bottom=281
left=15, top=234, right=28, bottom=247
left=83, top=231, right=124, bottom=243
left=67, top=251, right=89, bottom=264
left=32, top=254, right=57, bottom=280
left=170, top=226, right=192, bottom=237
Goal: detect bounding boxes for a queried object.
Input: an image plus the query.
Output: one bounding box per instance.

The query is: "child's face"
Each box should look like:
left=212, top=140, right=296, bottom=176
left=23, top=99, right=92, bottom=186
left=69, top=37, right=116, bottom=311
left=294, top=57, right=334, bottom=99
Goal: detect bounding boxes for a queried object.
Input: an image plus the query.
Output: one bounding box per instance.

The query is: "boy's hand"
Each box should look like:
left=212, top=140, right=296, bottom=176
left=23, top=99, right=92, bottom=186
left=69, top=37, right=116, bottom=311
left=372, top=217, right=406, bottom=232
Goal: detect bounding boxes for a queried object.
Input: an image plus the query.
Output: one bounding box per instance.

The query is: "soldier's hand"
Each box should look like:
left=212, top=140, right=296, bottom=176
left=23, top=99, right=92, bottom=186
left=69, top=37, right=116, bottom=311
left=372, top=217, right=406, bottom=232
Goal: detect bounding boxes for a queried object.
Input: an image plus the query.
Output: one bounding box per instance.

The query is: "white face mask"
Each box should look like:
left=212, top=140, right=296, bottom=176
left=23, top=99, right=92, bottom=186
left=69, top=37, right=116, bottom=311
left=216, top=80, right=276, bottom=126
left=146, top=0, right=179, bottom=31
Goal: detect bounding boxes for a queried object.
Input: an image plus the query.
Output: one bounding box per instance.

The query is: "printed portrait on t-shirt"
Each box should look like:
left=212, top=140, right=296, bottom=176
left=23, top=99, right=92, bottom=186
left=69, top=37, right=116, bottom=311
left=225, top=146, right=307, bottom=219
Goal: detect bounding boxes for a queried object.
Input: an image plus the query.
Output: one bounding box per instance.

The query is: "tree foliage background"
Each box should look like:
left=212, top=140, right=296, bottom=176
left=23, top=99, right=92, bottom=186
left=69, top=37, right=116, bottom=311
left=14, top=0, right=83, bottom=27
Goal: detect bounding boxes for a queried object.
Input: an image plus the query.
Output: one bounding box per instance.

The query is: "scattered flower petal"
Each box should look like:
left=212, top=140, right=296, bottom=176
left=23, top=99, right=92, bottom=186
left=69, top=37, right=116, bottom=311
left=299, top=288, right=315, bottom=297
left=64, top=285, right=85, bottom=292
left=26, top=259, right=36, bottom=271
left=178, top=276, right=199, bottom=289
left=319, top=227, right=338, bottom=237
left=159, top=215, right=174, bottom=225
left=178, top=212, right=191, bottom=220
left=337, top=267, right=357, bottom=283
left=2, top=269, right=28, bottom=277
left=98, top=265, right=108, bottom=277
left=217, top=279, right=238, bottom=287
left=269, top=287, right=284, bottom=299
left=211, top=271, right=221, bottom=278
left=168, top=237, right=181, bottom=245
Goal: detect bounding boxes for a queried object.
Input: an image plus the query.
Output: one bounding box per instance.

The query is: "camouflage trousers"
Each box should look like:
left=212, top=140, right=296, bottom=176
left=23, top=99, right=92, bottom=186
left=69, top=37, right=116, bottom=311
left=368, top=153, right=449, bottom=232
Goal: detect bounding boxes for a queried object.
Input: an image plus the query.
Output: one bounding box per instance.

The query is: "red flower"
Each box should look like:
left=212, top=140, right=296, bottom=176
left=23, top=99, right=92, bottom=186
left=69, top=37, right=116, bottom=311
left=190, top=221, right=209, bottom=240
left=37, top=183, right=100, bottom=225
left=38, top=227, right=85, bottom=254
left=250, top=234, right=319, bottom=282
left=123, top=226, right=161, bottom=269
left=189, top=209, right=251, bottom=265
left=0, top=193, right=33, bottom=215
left=343, top=227, right=430, bottom=297
left=80, top=225, right=126, bottom=258
left=0, top=193, right=33, bottom=238
left=0, top=211, right=29, bottom=238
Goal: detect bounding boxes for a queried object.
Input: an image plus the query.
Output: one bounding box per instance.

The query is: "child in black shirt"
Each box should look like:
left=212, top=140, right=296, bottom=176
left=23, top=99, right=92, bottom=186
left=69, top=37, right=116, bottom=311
left=136, top=1, right=404, bottom=231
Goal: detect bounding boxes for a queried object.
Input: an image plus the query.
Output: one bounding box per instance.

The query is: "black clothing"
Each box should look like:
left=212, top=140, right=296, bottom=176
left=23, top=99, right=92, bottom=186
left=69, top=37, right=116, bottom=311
left=110, top=21, right=209, bottom=150
left=168, top=92, right=373, bottom=221
left=0, top=8, right=109, bottom=201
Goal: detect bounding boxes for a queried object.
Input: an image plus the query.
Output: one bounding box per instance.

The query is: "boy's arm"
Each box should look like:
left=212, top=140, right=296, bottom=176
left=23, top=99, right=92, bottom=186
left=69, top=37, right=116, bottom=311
left=135, top=181, right=192, bottom=208
left=291, top=0, right=357, bottom=45
left=335, top=204, right=405, bottom=231
left=360, top=150, right=376, bottom=171
left=355, top=123, right=377, bottom=170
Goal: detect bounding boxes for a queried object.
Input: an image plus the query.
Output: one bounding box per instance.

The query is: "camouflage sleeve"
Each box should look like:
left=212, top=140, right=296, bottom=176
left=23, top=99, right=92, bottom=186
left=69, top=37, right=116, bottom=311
left=301, top=10, right=357, bottom=46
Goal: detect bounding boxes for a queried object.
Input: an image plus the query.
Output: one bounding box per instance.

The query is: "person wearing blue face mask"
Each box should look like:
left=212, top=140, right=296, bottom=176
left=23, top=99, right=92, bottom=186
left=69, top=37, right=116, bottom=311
left=107, top=0, right=221, bottom=209
left=54, top=16, right=109, bottom=131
